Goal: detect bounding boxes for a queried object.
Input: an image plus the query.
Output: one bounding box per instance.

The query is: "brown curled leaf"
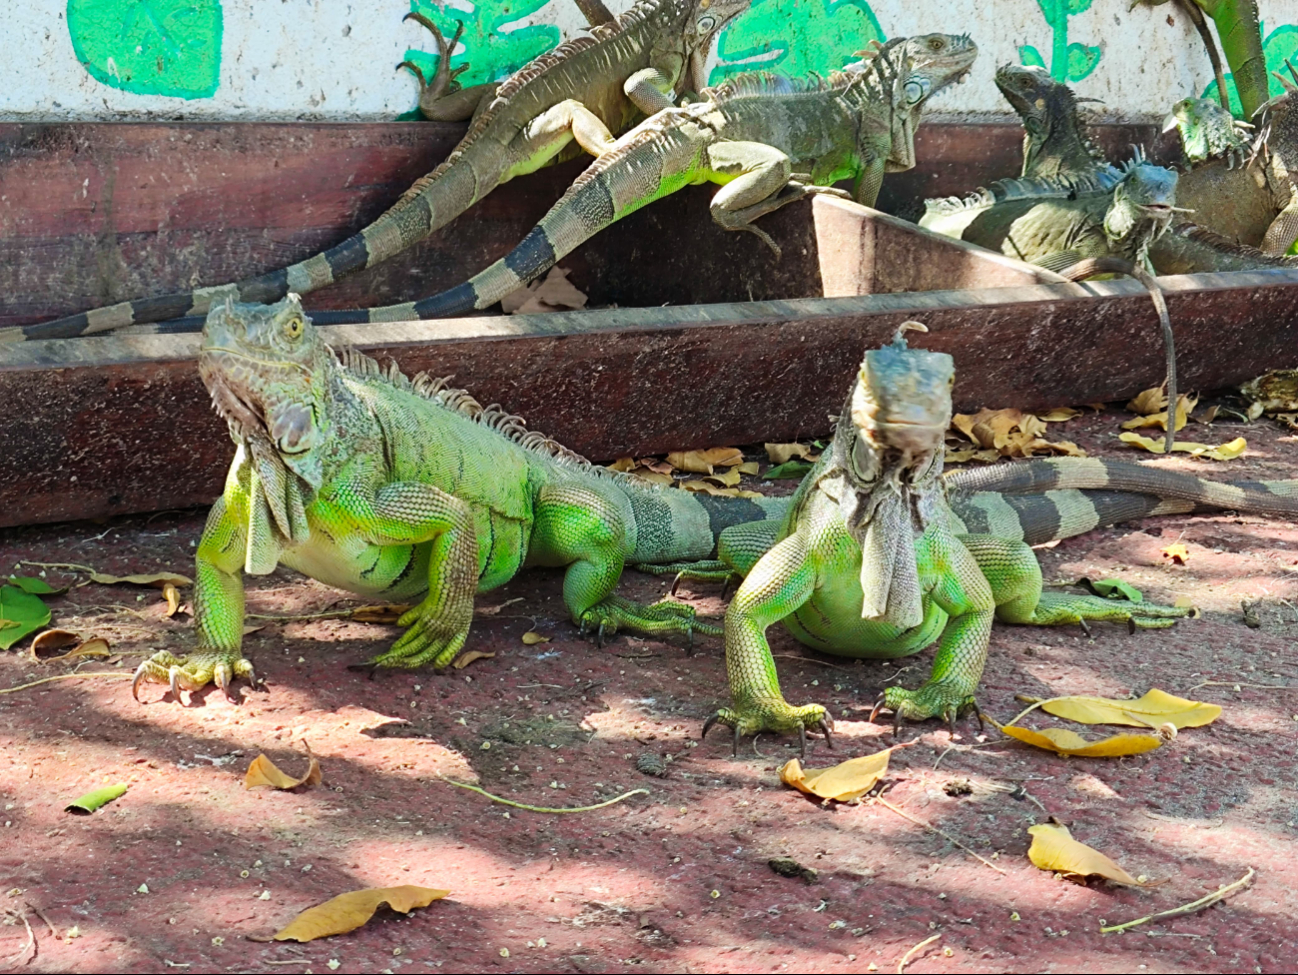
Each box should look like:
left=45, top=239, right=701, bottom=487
left=245, top=743, right=321, bottom=791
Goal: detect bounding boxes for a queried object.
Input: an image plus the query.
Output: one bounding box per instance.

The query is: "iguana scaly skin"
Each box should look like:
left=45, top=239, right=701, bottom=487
left=130, top=295, right=789, bottom=700
left=3, top=0, right=749, bottom=344
left=919, top=156, right=1179, bottom=274
left=694, top=325, right=1192, bottom=747
left=994, top=64, right=1113, bottom=180
left=273, top=35, right=980, bottom=324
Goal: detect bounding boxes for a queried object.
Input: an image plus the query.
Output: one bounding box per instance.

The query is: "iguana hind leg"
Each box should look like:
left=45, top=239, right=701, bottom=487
left=532, top=484, right=718, bottom=644
left=502, top=100, right=620, bottom=181
left=399, top=14, right=499, bottom=123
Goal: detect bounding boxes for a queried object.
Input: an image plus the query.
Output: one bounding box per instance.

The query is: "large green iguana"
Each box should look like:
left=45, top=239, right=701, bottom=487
left=131, top=294, right=791, bottom=700
left=918, top=156, right=1180, bottom=274
left=3, top=0, right=750, bottom=344
left=689, top=324, right=1298, bottom=748
left=260, top=34, right=980, bottom=325
left=993, top=63, right=1115, bottom=180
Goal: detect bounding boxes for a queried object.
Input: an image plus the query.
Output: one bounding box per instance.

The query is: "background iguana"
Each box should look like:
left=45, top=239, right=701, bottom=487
left=919, top=156, right=1179, bottom=274
left=131, top=295, right=789, bottom=700
left=993, top=63, right=1114, bottom=180
left=232, top=34, right=978, bottom=325
left=3, top=0, right=750, bottom=344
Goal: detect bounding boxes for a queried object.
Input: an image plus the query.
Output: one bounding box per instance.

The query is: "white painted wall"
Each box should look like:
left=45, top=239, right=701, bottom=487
left=0, top=1, right=1283, bottom=122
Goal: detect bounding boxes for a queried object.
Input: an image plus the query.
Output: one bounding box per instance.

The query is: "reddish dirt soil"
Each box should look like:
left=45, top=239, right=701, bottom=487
left=2, top=408, right=1297, bottom=974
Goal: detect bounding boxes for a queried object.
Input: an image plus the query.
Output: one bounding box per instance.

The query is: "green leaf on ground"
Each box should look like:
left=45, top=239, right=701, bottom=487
left=763, top=460, right=814, bottom=480
left=0, top=585, right=52, bottom=651
left=8, top=576, right=68, bottom=596
left=1080, top=578, right=1143, bottom=603
left=66, top=783, right=128, bottom=814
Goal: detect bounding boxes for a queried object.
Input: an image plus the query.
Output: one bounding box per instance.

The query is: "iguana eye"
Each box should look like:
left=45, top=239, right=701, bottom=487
left=928, top=37, right=944, bottom=51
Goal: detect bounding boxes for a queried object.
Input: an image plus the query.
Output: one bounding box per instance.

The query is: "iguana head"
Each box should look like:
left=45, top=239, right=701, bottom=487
left=831, top=322, right=953, bottom=626
left=200, top=294, right=333, bottom=490
left=1104, top=160, right=1179, bottom=252
left=880, top=33, right=979, bottom=172
left=995, top=63, right=1103, bottom=177
left=681, top=0, right=751, bottom=92
left=1163, top=97, right=1252, bottom=167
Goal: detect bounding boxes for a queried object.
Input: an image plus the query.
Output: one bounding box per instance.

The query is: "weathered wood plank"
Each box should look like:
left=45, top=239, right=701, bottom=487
left=4, top=269, right=1297, bottom=529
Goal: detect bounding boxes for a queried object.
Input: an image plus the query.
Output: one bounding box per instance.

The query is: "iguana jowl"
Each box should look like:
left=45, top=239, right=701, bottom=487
left=131, top=295, right=789, bottom=699
left=4, top=0, right=749, bottom=344
left=265, top=34, right=979, bottom=324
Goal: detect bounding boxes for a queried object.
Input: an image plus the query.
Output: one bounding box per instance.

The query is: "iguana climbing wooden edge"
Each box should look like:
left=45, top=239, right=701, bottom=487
left=3, top=0, right=750, bottom=344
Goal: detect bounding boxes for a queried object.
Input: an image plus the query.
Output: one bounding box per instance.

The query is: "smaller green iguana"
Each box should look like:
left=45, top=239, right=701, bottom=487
left=4, top=0, right=750, bottom=344
left=681, top=325, right=1298, bottom=749
left=132, top=295, right=790, bottom=700
left=919, top=154, right=1180, bottom=274
left=993, top=63, right=1115, bottom=180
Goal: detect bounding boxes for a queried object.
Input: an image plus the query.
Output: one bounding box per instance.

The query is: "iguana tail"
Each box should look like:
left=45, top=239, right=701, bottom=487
left=946, top=457, right=1298, bottom=518
left=624, top=486, right=791, bottom=565
left=949, top=487, right=1197, bottom=546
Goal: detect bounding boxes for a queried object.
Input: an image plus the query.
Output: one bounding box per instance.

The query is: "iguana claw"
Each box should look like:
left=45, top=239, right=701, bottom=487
left=132, top=648, right=257, bottom=703
left=871, top=686, right=979, bottom=736
left=703, top=703, right=832, bottom=757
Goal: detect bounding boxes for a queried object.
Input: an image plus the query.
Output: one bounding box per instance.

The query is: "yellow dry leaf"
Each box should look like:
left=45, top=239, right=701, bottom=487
left=1120, top=393, right=1197, bottom=433
left=41, top=637, right=111, bottom=664
left=705, top=467, right=743, bottom=487
left=245, top=744, right=322, bottom=791
left=1037, top=407, right=1082, bottom=422
left=667, top=447, right=745, bottom=474
left=1039, top=689, right=1221, bottom=730
left=944, top=447, right=1002, bottom=464
left=765, top=443, right=819, bottom=465
left=521, top=631, right=550, bottom=645
left=737, top=461, right=761, bottom=475
left=273, top=886, right=449, bottom=942
left=778, top=749, right=894, bottom=802
left=163, top=583, right=182, bottom=618
left=631, top=470, right=675, bottom=487
left=1000, top=724, right=1164, bottom=757
left=452, top=650, right=496, bottom=670
left=607, top=457, right=637, bottom=472
left=1118, top=432, right=1247, bottom=460
left=350, top=604, right=411, bottom=624
left=1027, top=823, right=1146, bottom=885
left=679, top=481, right=762, bottom=498
left=1127, top=384, right=1168, bottom=415
left=1193, top=404, right=1220, bottom=425
left=90, top=571, right=192, bottom=588
left=1161, top=543, right=1190, bottom=565
left=950, top=409, right=1082, bottom=458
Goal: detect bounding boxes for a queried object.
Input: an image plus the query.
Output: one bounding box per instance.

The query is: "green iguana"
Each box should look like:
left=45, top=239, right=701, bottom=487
left=919, top=155, right=1179, bottom=274
left=131, top=295, right=789, bottom=700
left=687, top=324, right=1298, bottom=748
left=237, top=34, right=980, bottom=325
left=4, top=0, right=750, bottom=344
left=993, top=63, right=1114, bottom=180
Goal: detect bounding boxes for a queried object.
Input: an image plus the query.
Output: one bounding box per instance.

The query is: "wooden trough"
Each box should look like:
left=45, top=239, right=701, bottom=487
left=2, top=120, right=1298, bottom=529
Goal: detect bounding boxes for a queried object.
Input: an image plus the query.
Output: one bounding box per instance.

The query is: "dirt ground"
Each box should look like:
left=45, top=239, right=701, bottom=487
left=2, top=407, right=1297, bottom=975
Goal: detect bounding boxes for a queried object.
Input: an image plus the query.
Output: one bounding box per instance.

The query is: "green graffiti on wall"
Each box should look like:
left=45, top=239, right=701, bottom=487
left=709, top=0, right=885, bottom=84
left=67, top=0, right=223, bottom=99
left=1018, top=0, right=1100, bottom=83
left=1203, top=23, right=1298, bottom=116
left=400, top=0, right=561, bottom=116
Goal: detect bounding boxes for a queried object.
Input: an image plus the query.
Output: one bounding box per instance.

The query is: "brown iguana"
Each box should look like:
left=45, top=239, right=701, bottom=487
left=3, top=0, right=750, bottom=344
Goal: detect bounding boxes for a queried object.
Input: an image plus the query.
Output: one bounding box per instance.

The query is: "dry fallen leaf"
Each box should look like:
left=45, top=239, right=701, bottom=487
left=245, top=744, right=322, bottom=791
left=349, top=604, right=412, bottom=624
left=163, top=583, right=182, bottom=617
left=28, top=629, right=79, bottom=660
left=765, top=443, right=820, bottom=464
left=950, top=408, right=1086, bottom=458
left=1000, top=724, right=1164, bottom=757
left=521, top=631, right=550, bottom=645
left=501, top=266, right=587, bottom=315
left=1118, top=432, right=1247, bottom=460
left=273, top=886, right=449, bottom=942
left=607, top=457, right=637, bottom=472
left=1121, top=393, right=1197, bottom=433
left=1161, top=543, right=1190, bottom=565
left=737, top=461, right=761, bottom=475
left=779, top=748, right=895, bottom=802
left=678, top=481, right=763, bottom=498
left=704, top=467, right=743, bottom=488
left=90, top=571, right=192, bottom=588
left=667, top=447, right=745, bottom=474
left=452, top=650, right=496, bottom=670
left=1039, top=689, right=1220, bottom=729
left=631, top=470, right=675, bottom=487
left=1192, top=404, right=1220, bottom=425
left=41, top=637, right=111, bottom=665
left=1027, top=822, right=1147, bottom=885
left=1127, top=384, right=1169, bottom=415
left=944, top=447, right=1002, bottom=465
left=1037, top=407, right=1082, bottom=422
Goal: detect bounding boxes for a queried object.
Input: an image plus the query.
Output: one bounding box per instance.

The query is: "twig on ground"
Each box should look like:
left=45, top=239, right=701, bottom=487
left=0, top=673, right=134, bottom=695
left=932, top=740, right=1003, bottom=769
left=1185, top=680, right=1291, bottom=692
left=4, top=909, right=35, bottom=966
left=439, top=776, right=648, bottom=814
left=896, top=933, right=940, bottom=973
left=772, top=654, right=854, bottom=672
left=22, top=904, right=57, bottom=940
left=875, top=797, right=1007, bottom=875
left=1101, top=868, right=1254, bottom=933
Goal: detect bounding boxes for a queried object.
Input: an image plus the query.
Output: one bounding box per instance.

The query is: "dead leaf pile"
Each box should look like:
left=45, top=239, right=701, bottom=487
left=610, top=447, right=763, bottom=498
left=947, top=408, right=1085, bottom=463
left=1027, top=822, right=1151, bottom=885
left=779, top=747, right=895, bottom=802
left=500, top=266, right=587, bottom=315
left=273, top=886, right=449, bottom=941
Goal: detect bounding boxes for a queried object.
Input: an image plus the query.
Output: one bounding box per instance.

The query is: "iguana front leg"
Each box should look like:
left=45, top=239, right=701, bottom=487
left=134, top=498, right=257, bottom=701
left=399, top=14, right=499, bottom=123
left=705, top=532, right=832, bottom=752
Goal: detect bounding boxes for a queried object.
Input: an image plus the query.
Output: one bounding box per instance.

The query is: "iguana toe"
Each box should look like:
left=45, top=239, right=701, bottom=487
left=702, top=699, right=830, bottom=756
left=132, top=648, right=256, bottom=703
left=877, top=683, right=978, bottom=730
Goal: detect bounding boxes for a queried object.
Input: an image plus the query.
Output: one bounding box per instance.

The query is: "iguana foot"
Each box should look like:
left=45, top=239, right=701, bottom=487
left=577, top=596, right=722, bottom=648
left=398, top=13, right=471, bottom=117
left=702, top=702, right=833, bottom=758
left=870, top=682, right=979, bottom=735
left=132, top=648, right=257, bottom=703
left=368, top=596, right=472, bottom=670
left=1030, top=592, right=1190, bottom=630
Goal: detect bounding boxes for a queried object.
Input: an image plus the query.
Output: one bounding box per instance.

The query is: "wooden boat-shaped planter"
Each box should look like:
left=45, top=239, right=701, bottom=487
left=2, top=120, right=1297, bottom=528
